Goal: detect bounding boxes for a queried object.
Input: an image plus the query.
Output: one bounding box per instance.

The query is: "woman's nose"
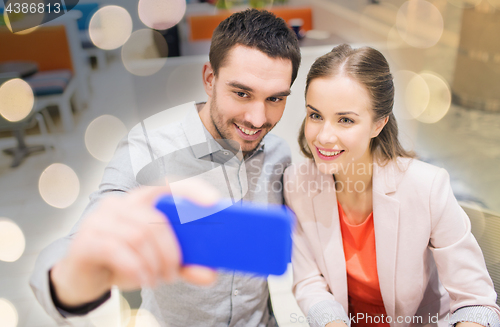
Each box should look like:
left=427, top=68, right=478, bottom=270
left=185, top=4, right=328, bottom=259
left=317, top=122, right=338, bottom=145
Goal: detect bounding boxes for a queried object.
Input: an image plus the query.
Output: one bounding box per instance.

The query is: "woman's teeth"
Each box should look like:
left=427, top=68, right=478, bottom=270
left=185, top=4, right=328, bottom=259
left=237, top=125, right=258, bottom=135
left=319, top=149, right=342, bottom=156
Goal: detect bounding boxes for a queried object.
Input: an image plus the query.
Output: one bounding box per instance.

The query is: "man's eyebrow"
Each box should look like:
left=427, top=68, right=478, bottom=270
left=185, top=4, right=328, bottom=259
left=272, top=90, right=291, bottom=97
left=227, top=81, right=253, bottom=92
left=227, top=81, right=291, bottom=97
left=306, top=105, right=359, bottom=116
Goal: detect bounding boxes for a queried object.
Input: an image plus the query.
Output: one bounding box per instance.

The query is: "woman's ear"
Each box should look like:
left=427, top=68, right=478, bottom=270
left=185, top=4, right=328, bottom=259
left=202, top=62, right=215, bottom=97
left=371, top=116, right=389, bottom=138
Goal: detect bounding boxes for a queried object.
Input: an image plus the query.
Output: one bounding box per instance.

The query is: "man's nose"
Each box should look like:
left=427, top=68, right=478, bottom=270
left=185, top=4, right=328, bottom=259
left=317, top=121, right=338, bottom=145
left=244, top=102, right=267, bottom=129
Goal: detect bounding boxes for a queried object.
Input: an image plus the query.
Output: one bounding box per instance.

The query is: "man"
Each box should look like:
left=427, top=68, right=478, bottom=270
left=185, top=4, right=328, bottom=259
left=30, top=9, right=301, bottom=327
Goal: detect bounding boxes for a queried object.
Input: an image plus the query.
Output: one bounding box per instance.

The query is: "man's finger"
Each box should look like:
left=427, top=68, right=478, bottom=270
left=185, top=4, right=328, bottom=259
left=129, top=185, right=172, bottom=206
left=179, top=265, right=217, bottom=286
left=168, top=177, right=221, bottom=207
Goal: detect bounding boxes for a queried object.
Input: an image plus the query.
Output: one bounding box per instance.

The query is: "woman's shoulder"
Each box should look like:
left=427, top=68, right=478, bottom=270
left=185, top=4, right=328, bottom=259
left=396, top=157, right=441, bottom=173
left=284, top=159, right=331, bottom=199
left=284, top=159, right=319, bottom=182
left=391, top=157, right=448, bottom=191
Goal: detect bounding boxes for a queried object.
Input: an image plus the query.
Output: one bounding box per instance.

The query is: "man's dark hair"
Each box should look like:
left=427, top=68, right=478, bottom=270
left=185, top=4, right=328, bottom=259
left=209, top=9, right=301, bottom=85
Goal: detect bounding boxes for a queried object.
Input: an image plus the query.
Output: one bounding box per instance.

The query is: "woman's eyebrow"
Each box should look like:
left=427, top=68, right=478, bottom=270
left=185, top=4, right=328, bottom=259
left=306, top=104, right=321, bottom=113
left=336, top=111, right=359, bottom=116
left=307, top=105, right=359, bottom=116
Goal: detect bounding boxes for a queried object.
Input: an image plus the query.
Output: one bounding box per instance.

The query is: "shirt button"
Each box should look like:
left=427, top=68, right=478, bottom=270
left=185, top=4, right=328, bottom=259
left=223, top=151, right=230, bottom=155
left=234, top=290, right=239, bottom=296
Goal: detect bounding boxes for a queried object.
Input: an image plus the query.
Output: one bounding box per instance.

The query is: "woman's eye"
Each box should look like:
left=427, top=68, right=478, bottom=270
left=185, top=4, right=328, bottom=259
left=309, top=113, right=321, bottom=120
left=339, top=117, right=354, bottom=124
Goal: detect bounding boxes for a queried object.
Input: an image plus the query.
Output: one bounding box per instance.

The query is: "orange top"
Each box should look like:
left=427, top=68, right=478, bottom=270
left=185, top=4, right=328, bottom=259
left=338, top=201, right=389, bottom=327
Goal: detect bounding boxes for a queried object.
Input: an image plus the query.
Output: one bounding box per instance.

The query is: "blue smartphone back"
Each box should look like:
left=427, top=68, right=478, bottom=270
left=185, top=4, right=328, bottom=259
left=155, top=195, right=294, bottom=276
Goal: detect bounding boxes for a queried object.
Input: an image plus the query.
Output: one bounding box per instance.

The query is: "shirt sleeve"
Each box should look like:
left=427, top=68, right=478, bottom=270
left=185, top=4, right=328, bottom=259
left=29, top=134, right=141, bottom=323
left=428, top=168, right=500, bottom=325
left=49, top=268, right=112, bottom=317
left=450, top=306, right=500, bottom=327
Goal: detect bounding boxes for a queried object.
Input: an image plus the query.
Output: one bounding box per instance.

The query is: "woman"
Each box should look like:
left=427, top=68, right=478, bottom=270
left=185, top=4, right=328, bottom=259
left=284, top=44, right=500, bottom=327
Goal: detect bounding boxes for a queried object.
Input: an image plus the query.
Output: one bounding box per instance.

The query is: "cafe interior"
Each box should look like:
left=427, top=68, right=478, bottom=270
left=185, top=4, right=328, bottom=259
left=0, top=0, right=499, bottom=326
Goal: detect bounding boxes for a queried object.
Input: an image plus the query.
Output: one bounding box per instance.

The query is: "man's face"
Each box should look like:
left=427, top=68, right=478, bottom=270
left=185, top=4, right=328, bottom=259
left=205, top=45, right=293, bottom=155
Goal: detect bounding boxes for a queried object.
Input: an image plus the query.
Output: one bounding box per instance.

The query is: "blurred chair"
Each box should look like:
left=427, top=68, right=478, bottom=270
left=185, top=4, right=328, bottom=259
left=0, top=113, right=52, bottom=168
left=462, top=202, right=500, bottom=306
left=72, top=3, right=107, bottom=70
left=0, top=24, right=81, bottom=131
left=0, top=76, right=52, bottom=167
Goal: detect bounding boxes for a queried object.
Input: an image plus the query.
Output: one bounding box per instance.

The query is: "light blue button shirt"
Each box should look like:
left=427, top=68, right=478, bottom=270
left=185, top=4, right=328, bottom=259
left=30, top=102, right=292, bottom=327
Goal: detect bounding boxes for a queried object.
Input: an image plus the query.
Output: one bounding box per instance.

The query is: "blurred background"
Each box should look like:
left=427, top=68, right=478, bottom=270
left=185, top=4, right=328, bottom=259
left=0, top=0, right=499, bottom=326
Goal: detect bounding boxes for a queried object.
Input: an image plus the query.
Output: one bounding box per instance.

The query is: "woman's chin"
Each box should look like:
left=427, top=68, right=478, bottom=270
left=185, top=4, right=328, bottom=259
left=314, top=160, right=340, bottom=175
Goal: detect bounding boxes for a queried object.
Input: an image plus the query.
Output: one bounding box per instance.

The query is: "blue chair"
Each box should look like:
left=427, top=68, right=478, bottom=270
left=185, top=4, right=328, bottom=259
left=72, top=3, right=99, bottom=32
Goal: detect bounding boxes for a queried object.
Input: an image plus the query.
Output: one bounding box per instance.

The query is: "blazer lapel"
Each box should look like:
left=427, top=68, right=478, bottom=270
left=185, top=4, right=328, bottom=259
left=372, top=161, right=400, bottom=320
left=312, top=170, right=349, bottom=311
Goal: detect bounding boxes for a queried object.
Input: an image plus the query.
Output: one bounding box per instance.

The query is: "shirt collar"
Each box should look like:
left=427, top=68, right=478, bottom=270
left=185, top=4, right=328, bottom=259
left=181, top=102, right=266, bottom=160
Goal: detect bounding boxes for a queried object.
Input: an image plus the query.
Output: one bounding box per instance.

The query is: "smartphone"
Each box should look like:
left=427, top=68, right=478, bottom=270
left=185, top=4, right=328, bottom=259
left=155, top=195, right=294, bottom=276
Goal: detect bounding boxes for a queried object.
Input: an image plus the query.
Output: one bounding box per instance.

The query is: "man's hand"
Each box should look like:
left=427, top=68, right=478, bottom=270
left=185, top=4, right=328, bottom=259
left=50, top=180, right=220, bottom=309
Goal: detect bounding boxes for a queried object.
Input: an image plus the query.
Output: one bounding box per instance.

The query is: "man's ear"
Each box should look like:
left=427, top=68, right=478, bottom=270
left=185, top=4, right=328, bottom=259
left=202, top=62, right=215, bottom=97
left=372, top=116, right=389, bottom=138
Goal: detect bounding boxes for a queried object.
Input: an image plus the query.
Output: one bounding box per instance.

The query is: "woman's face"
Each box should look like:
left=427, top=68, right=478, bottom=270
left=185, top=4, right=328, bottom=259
left=305, top=75, right=386, bottom=175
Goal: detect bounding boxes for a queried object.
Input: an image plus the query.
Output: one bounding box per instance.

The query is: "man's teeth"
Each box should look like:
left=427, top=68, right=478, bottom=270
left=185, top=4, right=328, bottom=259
left=237, top=125, right=258, bottom=135
left=319, top=149, right=342, bottom=156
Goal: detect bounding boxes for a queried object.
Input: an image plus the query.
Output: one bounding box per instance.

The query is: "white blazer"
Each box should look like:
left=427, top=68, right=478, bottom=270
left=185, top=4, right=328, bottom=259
left=284, top=158, right=500, bottom=327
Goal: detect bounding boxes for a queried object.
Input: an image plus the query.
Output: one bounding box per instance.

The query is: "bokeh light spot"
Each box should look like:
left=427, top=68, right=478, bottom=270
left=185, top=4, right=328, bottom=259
left=0, top=78, right=34, bottom=122
left=89, top=6, right=133, bottom=50
left=0, top=298, right=18, bottom=327
left=39, top=163, right=80, bottom=209
left=2, top=0, right=43, bottom=34
left=85, top=115, right=127, bottom=162
left=120, top=294, right=132, bottom=326
left=126, top=309, right=161, bottom=327
left=138, top=0, right=186, bottom=30
left=394, top=70, right=430, bottom=120
left=121, top=29, right=168, bottom=76
left=415, top=71, right=451, bottom=124
left=396, top=0, right=444, bottom=48
left=405, top=72, right=430, bottom=119
left=0, top=219, right=25, bottom=263
left=88, top=290, right=131, bottom=327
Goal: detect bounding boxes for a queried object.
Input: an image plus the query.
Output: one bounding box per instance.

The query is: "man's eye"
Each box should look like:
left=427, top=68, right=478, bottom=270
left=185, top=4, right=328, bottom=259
left=268, top=97, right=282, bottom=103
left=236, top=92, right=248, bottom=98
